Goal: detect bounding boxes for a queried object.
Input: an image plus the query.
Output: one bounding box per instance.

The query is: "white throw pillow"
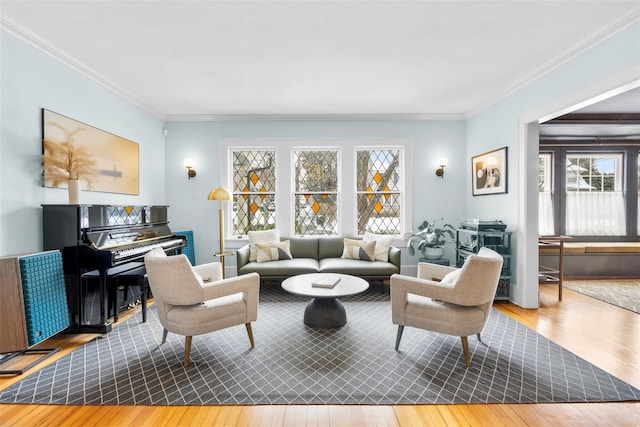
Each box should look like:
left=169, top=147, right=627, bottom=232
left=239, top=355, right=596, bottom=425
left=440, top=269, right=461, bottom=285
left=363, top=232, right=394, bottom=262
left=248, top=229, right=280, bottom=261
left=255, top=240, right=293, bottom=263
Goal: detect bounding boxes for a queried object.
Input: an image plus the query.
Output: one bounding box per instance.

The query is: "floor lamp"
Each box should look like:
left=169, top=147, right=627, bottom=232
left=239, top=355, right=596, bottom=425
left=208, top=187, right=232, bottom=278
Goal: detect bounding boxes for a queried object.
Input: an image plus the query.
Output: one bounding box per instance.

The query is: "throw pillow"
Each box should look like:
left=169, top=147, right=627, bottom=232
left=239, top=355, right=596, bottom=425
left=440, top=269, right=461, bottom=285
left=248, top=229, right=280, bottom=262
left=255, top=240, right=293, bottom=263
left=341, top=238, right=376, bottom=262
left=363, top=232, right=394, bottom=262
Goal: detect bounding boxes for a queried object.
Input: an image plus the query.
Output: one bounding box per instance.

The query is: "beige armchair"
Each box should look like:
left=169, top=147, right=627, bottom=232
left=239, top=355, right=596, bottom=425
left=144, top=247, right=260, bottom=367
left=391, top=247, right=503, bottom=367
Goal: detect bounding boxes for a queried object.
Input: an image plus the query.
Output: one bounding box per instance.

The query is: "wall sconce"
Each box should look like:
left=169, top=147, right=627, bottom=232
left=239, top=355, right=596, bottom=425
left=184, top=159, right=196, bottom=179
left=435, top=158, right=448, bottom=178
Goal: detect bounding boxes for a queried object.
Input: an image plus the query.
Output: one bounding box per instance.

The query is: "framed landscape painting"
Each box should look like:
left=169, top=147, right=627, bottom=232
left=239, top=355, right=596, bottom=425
left=471, top=146, right=507, bottom=196
left=42, top=109, right=139, bottom=195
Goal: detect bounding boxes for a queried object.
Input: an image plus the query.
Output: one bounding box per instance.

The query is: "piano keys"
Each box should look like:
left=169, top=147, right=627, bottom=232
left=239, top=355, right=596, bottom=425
left=42, top=204, right=186, bottom=334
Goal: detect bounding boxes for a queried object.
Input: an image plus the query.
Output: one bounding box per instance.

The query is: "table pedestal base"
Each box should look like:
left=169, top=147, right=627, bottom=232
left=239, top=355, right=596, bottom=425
left=304, top=297, right=346, bottom=329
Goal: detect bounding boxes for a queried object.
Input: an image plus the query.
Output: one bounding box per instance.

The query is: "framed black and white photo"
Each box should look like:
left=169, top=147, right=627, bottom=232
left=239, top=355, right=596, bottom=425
left=472, top=146, right=507, bottom=196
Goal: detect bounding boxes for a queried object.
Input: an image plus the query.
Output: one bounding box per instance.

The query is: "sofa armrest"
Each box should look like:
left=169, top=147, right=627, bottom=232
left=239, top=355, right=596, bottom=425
left=236, top=244, right=251, bottom=272
left=389, top=246, right=401, bottom=271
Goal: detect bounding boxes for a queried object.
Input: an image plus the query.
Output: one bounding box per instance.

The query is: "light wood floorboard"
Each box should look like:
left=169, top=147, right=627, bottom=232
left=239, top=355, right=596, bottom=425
left=0, top=282, right=638, bottom=426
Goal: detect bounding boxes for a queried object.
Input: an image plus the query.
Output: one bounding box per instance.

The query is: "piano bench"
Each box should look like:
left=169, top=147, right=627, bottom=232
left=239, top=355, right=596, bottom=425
left=111, top=266, right=149, bottom=323
left=82, top=265, right=150, bottom=324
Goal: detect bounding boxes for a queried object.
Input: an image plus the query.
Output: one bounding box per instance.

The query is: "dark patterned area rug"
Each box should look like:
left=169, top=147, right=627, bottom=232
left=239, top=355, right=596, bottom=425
left=1, top=286, right=638, bottom=405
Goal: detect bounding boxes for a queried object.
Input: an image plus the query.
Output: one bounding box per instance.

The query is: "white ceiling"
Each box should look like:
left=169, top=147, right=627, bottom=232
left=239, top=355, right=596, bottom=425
left=1, top=1, right=639, bottom=120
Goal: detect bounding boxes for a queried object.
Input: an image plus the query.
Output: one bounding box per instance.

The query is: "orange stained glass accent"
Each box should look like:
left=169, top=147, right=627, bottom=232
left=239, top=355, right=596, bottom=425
left=373, top=171, right=383, bottom=184
left=304, top=194, right=311, bottom=200
left=375, top=201, right=384, bottom=213
left=321, top=194, right=328, bottom=200
left=250, top=172, right=260, bottom=186
left=383, top=185, right=391, bottom=200
left=366, top=186, right=373, bottom=199
left=312, top=201, right=321, bottom=213
left=242, top=186, right=250, bottom=200
left=250, top=202, right=259, bottom=214
left=124, top=206, right=133, bottom=215
left=259, top=187, right=266, bottom=200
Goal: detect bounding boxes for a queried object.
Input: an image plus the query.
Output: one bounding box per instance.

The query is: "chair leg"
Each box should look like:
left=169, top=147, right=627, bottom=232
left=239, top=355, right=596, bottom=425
left=183, top=336, right=192, bottom=367
left=395, top=325, right=404, bottom=351
left=245, top=323, right=255, bottom=348
left=161, top=328, right=168, bottom=344
left=461, top=336, right=471, bottom=368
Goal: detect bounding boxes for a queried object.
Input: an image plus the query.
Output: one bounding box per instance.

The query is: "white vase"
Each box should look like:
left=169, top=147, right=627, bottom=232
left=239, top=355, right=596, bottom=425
left=422, top=246, right=444, bottom=260
left=68, top=179, right=81, bottom=204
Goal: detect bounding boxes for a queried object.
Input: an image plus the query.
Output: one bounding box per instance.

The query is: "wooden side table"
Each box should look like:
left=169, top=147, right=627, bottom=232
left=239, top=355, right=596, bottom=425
left=538, top=236, right=572, bottom=301
left=214, top=252, right=234, bottom=279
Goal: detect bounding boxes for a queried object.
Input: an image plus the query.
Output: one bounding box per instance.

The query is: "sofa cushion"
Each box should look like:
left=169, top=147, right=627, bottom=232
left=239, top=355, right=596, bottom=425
left=248, top=229, right=280, bottom=261
left=363, top=232, right=394, bottom=262
left=238, top=258, right=320, bottom=277
left=318, top=236, right=348, bottom=259
left=342, top=238, right=376, bottom=261
left=255, top=240, right=293, bottom=262
left=282, top=236, right=319, bottom=259
left=319, top=258, right=400, bottom=277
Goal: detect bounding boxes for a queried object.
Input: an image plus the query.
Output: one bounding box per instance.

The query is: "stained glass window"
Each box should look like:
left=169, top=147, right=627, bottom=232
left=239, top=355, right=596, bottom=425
left=293, top=150, right=339, bottom=235
left=355, top=149, right=401, bottom=235
left=231, top=150, right=276, bottom=235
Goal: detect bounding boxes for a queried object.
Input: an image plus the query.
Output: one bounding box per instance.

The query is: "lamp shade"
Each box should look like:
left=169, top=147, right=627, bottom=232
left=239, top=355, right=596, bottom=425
left=208, top=187, right=232, bottom=201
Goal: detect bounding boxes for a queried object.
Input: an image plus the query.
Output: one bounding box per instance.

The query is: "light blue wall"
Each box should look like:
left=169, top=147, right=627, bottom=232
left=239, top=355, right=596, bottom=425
left=164, top=120, right=467, bottom=266
left=0, top=30, right=167, bottom=255
left=1, top=20, right=637, bottom=308
left=466, top=22, right=640, bottom=307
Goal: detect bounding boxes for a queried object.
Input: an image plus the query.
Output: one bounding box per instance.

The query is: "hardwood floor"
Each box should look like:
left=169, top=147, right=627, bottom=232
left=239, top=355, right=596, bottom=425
left=1, top=283, right=638, bottom=426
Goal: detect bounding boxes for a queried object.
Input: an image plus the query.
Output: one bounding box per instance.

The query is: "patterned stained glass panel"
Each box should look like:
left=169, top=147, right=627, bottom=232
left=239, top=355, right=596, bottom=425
left=233, top=194, right=276, bottom=235
left=294, top=151, right=338, bottom=192
left=294, top=194, right=338, bottom=235
left=356, top=150, right=400, bottom=191
left=232, top=151, right=276, bottom=192
left=356, top=193, right=400, bottom=235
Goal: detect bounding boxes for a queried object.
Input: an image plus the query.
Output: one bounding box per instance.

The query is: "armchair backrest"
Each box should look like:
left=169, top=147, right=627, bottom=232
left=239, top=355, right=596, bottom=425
left=448, top=247, right=503, bottom=306
left=144, top=247, right=205, bottom=306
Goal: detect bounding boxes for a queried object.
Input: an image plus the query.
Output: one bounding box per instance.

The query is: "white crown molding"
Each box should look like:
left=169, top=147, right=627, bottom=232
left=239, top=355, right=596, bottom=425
left=465, top=6, right=640, bottom=119
left=164, top=113, right=465, bottom=122
left=0, top=16, right=165, bottom=120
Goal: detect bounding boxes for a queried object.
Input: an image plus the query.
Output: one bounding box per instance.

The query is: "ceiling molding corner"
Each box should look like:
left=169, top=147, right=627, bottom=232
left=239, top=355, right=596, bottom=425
left=1, top=16, right=165, bottom=120
left=465, top=6, right=640, bottom=120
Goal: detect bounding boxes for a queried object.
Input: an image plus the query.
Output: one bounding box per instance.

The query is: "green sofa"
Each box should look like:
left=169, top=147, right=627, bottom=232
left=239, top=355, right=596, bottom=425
left=236, top=236, right=401, bottom=282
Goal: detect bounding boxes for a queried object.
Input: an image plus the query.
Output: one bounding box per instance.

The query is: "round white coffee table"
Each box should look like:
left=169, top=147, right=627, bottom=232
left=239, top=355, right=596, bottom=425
left=281, top=273, right=369, bottom=329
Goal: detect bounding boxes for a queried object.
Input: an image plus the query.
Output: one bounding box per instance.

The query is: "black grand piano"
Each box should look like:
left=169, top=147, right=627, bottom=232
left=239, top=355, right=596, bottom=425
left=42, top=204, right=186, bottom=334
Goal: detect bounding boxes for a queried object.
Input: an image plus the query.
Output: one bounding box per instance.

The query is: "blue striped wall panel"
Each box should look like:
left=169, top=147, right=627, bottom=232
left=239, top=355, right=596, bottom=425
left=175, top=230, right=196, bottom=265
left=19, top=251, right=69, bottom=347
